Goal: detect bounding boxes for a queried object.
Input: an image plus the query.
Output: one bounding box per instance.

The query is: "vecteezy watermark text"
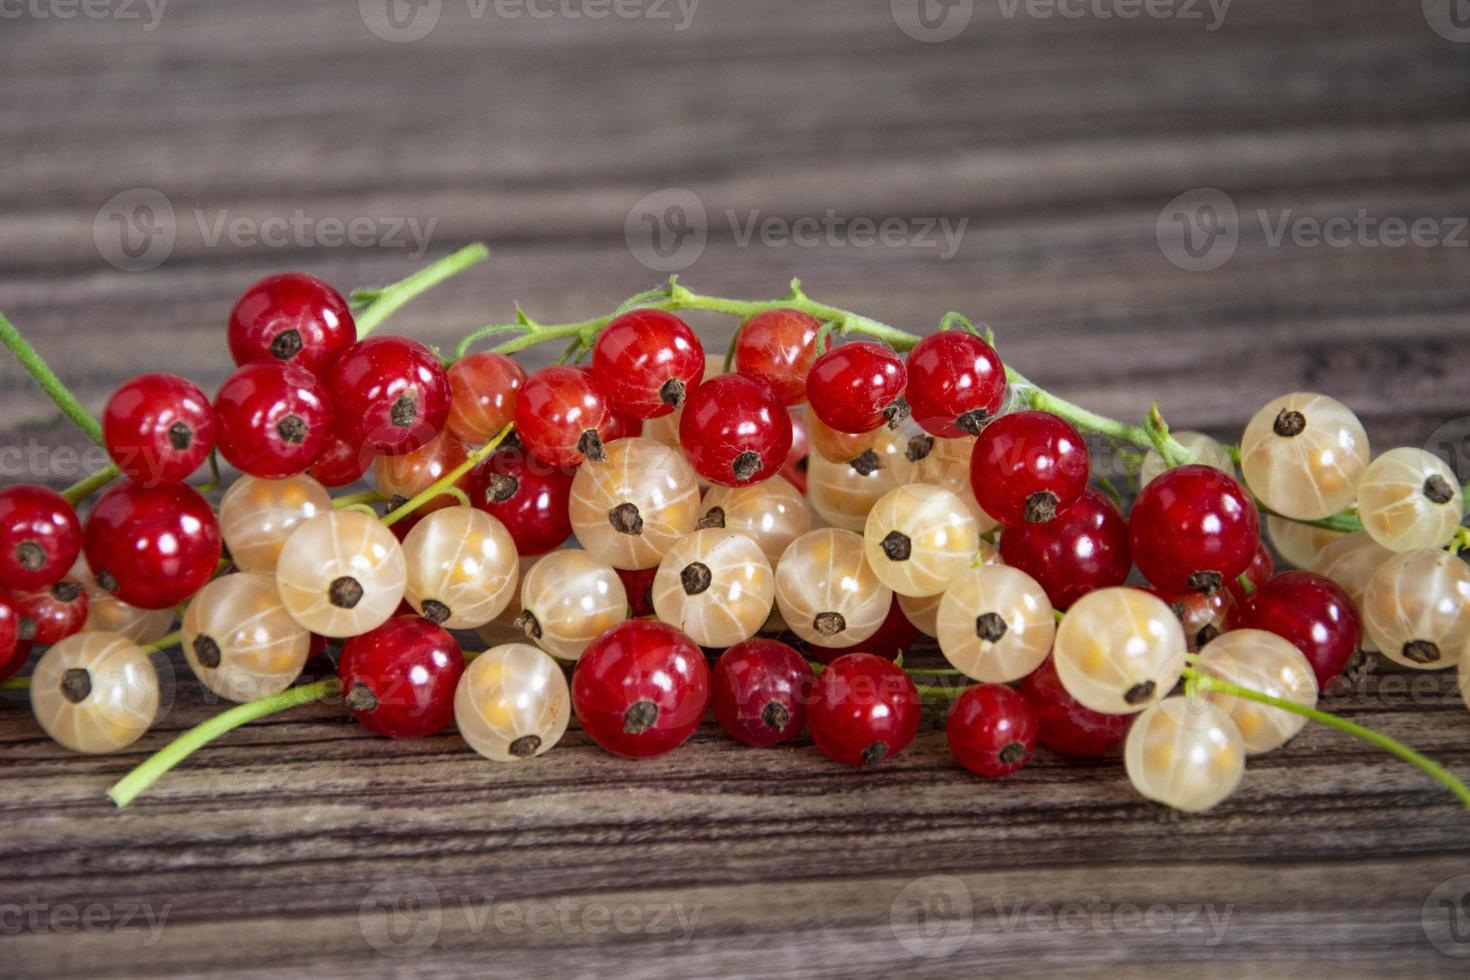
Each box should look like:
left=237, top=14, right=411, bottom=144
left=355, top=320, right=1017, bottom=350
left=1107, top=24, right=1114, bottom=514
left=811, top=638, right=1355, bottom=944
left=359, top=0, right=699, bottom=43
left=0, top=899, right=171, bottom=946
left=0, top=0, right=167, bottom=30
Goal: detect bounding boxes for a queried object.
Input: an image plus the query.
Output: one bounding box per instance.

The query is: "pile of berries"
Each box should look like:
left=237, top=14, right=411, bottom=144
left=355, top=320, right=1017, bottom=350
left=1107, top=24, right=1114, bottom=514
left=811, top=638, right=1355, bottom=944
left=4, top=253, right=1468, bottom=815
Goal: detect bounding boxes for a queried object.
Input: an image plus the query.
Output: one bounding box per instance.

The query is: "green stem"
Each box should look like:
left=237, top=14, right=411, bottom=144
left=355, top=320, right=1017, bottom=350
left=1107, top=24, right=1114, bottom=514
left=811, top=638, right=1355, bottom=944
left=352, top=243, right=490, bottom=338
left=108, top=678, right=340, bottom=807
left=332, top=490, right=385, bottom=510
left=1256, top=502, right=1364, bottom=534
left=913, top=682, right=967, bottom=700
left=0, top=312, right=105, bottom=446
left=380, top=423, right=514, bottom=527
left=1, top=676, right=29, bottom=691
left=143, top=630, right=182, bottom=653
left=62, top=463, right=121, bottom=506
left=1185, top=668, right=1470, bottom=809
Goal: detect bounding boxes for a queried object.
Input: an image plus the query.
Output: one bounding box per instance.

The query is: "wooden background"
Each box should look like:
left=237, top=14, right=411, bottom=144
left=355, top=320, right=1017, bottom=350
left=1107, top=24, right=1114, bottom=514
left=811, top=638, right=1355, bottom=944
left=3, top=0, right=1470, bottom=975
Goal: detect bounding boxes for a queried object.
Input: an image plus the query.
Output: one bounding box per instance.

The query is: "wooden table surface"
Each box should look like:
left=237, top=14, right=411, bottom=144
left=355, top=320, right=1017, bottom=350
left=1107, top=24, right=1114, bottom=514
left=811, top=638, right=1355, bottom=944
left=4, top=1, right=1470, bottom=976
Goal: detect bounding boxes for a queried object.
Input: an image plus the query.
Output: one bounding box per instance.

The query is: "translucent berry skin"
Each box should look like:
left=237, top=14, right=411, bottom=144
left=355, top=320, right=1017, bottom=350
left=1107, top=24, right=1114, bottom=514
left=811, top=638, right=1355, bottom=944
left=454, top=643, right=570, bottom=762
left=1240, top=391, right=1369, bottom=521
left=1360, top=548, right=1470, bottom=670
left=591, top=310, right=705, bottom=419
left=82, top=481, right=221, bottom=610
left=30, top=631, right=159, bottom=754
left=325, top=336, right=451, bottom=457
left=1053, top=587, right=1186, bottom=715
left=1125, top=697, right=1244, bottom=813
left=13, top=580, right=88, bottom=647
left=275, top=510, right=407, bottom=638
left=572, top=620, right=710, bottom=759
left=774, top=528, right=893, bottom=649
left=309, top=425, right=373, bottom=488
left=401, top=507, right=519, bottom=629
left=733, top=309, right=821, bottom=406
left=947, top=684, right=1038, bottom=778
left=182, top=572, right=311, bottom=702
left=374, top=431, right=470, bottom=514
left=339, top=615, right=464, bottom=739
left=1238, top=571, right=1361, bottom=687
left=998, top=486, right=1130, bottom=609
left=808, top=653, right=921, bottom=767
left=805, top=432, right=909, bottom=531
left=1016, top=655, right=1131, bottom=758
left=1266, top=514, right=1342, bottom=570
left=807, top=341, right=908, bottom=435
left=804, top=594, right=919, bottom=665
left=970, top=410, right=1090, bottom=525
left=569, top=437, right=701, bottom=570
left=806, top=409, right=878, bottom=464
left=469, top=447, right=575, bottom=557
left=514, top=366, right=614, bottom=468
left=1129, top=465, right=1260, bottom=596
left=1311, top=532, right=1391, bottom=652
left=1197, top=629, right=1317, bottom=754
left=680, top=374, right=794, bottom=488
left=219, top=474, right=333, bottom=575
left=0, top=485, right=82, bottom=591
left=214, top=362, right=333, bottom=478
left=862, top=483, right=980, bottom=598
left=1357, top=448, right=1464, bottom=553
left=227, top=272, right=355, bottom=376
left=446, top=351, right=526, bottom=445
left=651, top=529, right=774, bottom=649
left=711, top=638, right=813, bottom=747
left=905, top=332, right=1006, bottom=438
left=700, top=476, right=812, bottom=565
left=937, top=565, right=1055, bottom=684
left=518, top=550, right=629, bottom=662
left=1151, top=587, right=1236, bottom=653
left=103, top=373, right=215, bottom=486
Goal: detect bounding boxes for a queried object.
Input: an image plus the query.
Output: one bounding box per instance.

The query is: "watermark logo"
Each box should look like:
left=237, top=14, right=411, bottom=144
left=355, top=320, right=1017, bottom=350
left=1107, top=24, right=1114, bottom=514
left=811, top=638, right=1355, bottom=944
left=891, top=0, right=975, bottom=42
left=94, top=188, right=176, bottom=272
left=1156, top=187, right=1238, bottom=272
left=994, top=0, right=1230, bottom=30
left=360, top=0, right=442, bottom=42
left=362, top=0, right=698, bottom=41
left=1423, top=0, right=1470, bottom=43
left=890, top=875, right=974, bottom=957
left=0, top=898, right=171, bottom=946
left=625, top=187, right=708, bottom=273
left=0, top=0, right=169, bottom=30
left=1425, top=417, right=1470, bottom=483
left=359, top=876, right=443, bottom=958
left=1423, top=874, right=1470, bottom=957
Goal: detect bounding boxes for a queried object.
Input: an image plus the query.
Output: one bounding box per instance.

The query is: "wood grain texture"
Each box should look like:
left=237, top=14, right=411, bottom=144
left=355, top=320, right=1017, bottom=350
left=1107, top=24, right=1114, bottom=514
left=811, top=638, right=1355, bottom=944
left=3, top=0, right=1470, bottom=976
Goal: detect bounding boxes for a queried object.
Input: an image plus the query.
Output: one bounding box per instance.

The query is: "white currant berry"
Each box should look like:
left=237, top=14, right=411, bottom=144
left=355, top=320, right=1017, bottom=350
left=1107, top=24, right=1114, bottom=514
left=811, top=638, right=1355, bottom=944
left=898, top=541, right=1001, bottom=636
left=1361, top=548, right=1470, bottom=669
left=473, top=555, right=539, bottom=648
left=651, top=528, right=774, bottom=648
left=516, top=549, right=628, bottom=661
left=182, top=572, right=311, bottom=702
left=698, top=476, right=811, bottom=565
left=863, top=484, right=980, bottom=597
left=1125, top=696, right=1245, bottom=813
left=901, top=433, right=999, bottom=533
left=219, top=473, right=332, bottom=575
left=402, top=507, right=519, bottom=629
left=275, top=510, right=406, bottom=638
left=805, top=428, right=912, bottom=532
left=71, top=557, right=174, bottom=644
left=1265, top=514, right=1343, bottom=570
left=1197, top=628, right=1317, bottom=754
left=937, top=565, right=1054, bottom=683
left=774, top=527, right=892, bottom=648
left=1138, top=431, right=1235, bottom=488
left=1356, top=448, right=1463, bottom=552
left=569, top=437, right=700, bottom=570
left=454, top=643, right=570, bottom=762
left=1311, top=531, right=1393, bottom=653
left=1053, top=587, right=1186, bottom=714
left=1240, top=392, right=1369, bottom=520
left=31, top=632, right=159, bottom=754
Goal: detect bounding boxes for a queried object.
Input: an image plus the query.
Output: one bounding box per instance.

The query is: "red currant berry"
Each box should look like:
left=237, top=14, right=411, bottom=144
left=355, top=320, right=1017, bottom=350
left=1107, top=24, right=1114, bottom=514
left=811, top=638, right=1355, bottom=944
left=325, top=337, right=451, bottom=456
left=616, top=565, right=659, bottom=618
left=446, top=351, right=525, bottom=445
left=227, top=272, right=355, bottom=376
left=807, top=652, right=920, bottom=767
left=513, top=366, right=614, bottom=468
left=1148, top=587, right=1236, bottom=652
left=970, top=410, right=1090, bottom=525
left=339, top=615, right=463, bottom=739
left=1016, top=655, right=1131, bottom=757
left=103, top=373, right=215, bottom=486
left=947, top=683, right=1038, bottom=778
left=1238, top=571, right=1361, bottom=687
left=0, top=588, right=23, bottom=682
left=679, top=374, right=793, bottom=487
left=733, top=308, right=821, bottom=406
left=12, top=580, right=88, bottom=647
left=806, top=341, right=908, bottom=434
left=905, top=332, right=1006, bottom=438
left=310, top=425, right=373, bottom=488
left=599, top=398, right=644, bottom=442
left=591, top=310, right=705, bottom=419
left=0, top=485, right=82, bottom=591
left=802, top=595, right=917, bottom=665
left=1129, top=465, right=1259, bottom=596
left=998, top=486, right=1129, bottom=609
left=572, top=620, right=711, bottom=759
left=782, top=408, right=809, bottom=493
left=468, top=446, right=574, bottom=556
left=1227, top=541, right=1274, bottom=607
left=711, top=638, right=813, bottom=747
left=82, top=481, right=221, bottom=610
left=214, top=362, right=332, bottom=478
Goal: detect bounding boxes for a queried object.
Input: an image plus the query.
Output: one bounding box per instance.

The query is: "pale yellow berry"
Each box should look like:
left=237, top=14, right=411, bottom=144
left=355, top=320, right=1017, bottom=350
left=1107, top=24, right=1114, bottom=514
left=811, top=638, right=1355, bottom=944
left=219, top=474, right=332, bottom=575
left=1053, top=587, right=1186, bottom=714
left=902, top=434, right=999, bottom=533
left=31, top=632, right=159, bottom=754
left=862, top=484, right=979, bottom=598
left=402, top=507, right=519, bottom=629
left=1139, top=431, right=1235, bottom=488
left=183, top=572, right=311, bottom=702
left=1240, top=392, right=1369, bottom=520
left=517, top=549, right=628, bottom=661
left=568, top=437, right=700, bottom=570
left=454, top=643, right=570, bottom=762
left=805, top=428, right=912, bottom=531
left=898, top=541, right=1001, bottom=636
left=1311, top=532, right=1393, bottom=653
left=937, top=565, right=1054, bottom=683
left=651, top=529, right=774, bottom=648
left=1361, top=548, right=1470, bottom=669
left=275, top=510, right=407, bottom=638
left=699, top=476, right=811, bottom=564
left=1125, top=697, right=1245, bottom=813
left=1357, top=448, right=1463, bottom=552
left=1264, top=515, right=1342, bottom=570
left=1197, top=629, right=1317, bottom=754
left=774, top=528, right=892, bottom=648
left=71, top=557, right=174, bottom=644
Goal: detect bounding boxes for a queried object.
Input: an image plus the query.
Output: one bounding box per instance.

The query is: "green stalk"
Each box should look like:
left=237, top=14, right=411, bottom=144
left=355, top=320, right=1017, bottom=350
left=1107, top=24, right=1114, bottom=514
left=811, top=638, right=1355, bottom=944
left=0, top=312, right=104, bottom=446
left=1, top=676, right=29, bottom=691
left=62, top=464, right=121, bottom=506
left=332, top=490, right=385, bottom=510
left=352, top=243, right=490, bottom=338
left=143, top=630, right=182, bottom=653
left=107, top=678, right=340, bottom=807
left=380, top=423, right=514, bottom=527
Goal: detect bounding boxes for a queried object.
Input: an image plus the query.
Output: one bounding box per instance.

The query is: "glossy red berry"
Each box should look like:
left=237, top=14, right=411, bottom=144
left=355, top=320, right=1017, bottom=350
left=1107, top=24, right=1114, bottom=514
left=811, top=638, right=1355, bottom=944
left=807, top=652, right=920, bottom=767
left=905, top=332, right=1006, bottom=438
left=1129, top=465, right=1260, bottom=596
left=0, top=485, right=82, bottom=591
left=591, top=310, right=705, bottom=419
left=616, top=566, right=659, bottom=618
left=339, top=615, right=463, bottom=739
left=325, top=336, right=450, bottom=456
left=806, top=341, right=908, bottom=434
left=803, top=595, right=917, bottom=665
left=446, top=351, right=525, bottom=445
left=1238, top=571, right=1361, bottom=687
left=602, top=404, right=644, bottom=442
left=468, top=446, right=574, bottom=556
left=999, top=486, right=1129, bottom=609
left=0, top=589, right=23, bottom=683
left=679, top=374, right=793, bottom=487
left=711, top=639, right=813, bottom=747
left=103, top=373, right=215, bottom=486
left=572, top=620, right=711, bottom=759
left=513, top=366, right=614, bottom=468
left=734, top=308, right=821, bottom=406
left=947, top=684, right=1038, bottom=778
left=13, top=580, right=88, bottom=646
left=971, top=410, right=1090, bottom=525
left=227, top=272, right=355, bottom=376
left=82, top=481, right=221, bottom=610
left=309, top=425, right=373, bottom=488
left=1016, top=655, right=1131, bottom=757
left=214, top=362, right=332, bottom=478
left=1227, top=541, right=1274, bottom=607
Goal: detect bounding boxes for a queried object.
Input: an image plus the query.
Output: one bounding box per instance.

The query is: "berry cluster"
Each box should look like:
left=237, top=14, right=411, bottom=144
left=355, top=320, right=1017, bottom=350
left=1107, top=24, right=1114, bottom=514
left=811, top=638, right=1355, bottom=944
left=3, top=247, right=1468, bottom=816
